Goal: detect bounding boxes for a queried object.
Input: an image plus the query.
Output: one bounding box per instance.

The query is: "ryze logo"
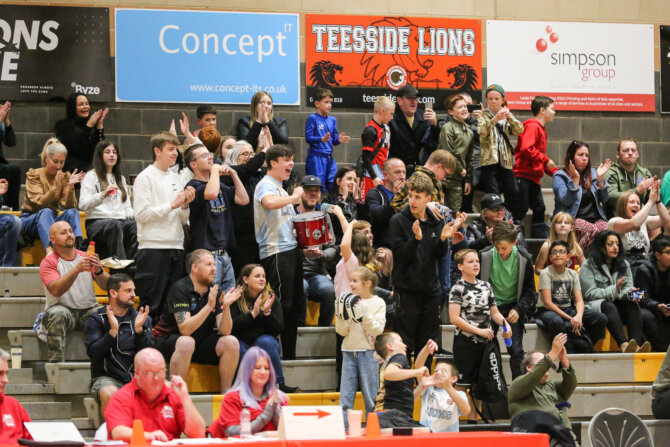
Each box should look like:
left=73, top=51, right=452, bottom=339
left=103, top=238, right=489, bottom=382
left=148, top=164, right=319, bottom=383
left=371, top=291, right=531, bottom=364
left=71, top=81, right=100, bottom=95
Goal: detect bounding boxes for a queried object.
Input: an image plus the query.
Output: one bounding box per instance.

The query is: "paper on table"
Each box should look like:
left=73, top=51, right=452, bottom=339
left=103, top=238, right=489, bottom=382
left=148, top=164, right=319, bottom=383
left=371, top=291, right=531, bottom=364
left=101, top=257, right=135, bottom=269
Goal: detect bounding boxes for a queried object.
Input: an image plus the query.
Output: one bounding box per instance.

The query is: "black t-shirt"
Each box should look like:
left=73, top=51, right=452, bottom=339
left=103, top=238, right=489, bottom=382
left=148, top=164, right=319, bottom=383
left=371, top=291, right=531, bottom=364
left=152, top=276, right=222, bottom=341
left=377, top=353, right=415, bottom=417
left=186, top=179, right=236, bottom=252
left=577, top=186, right=599, bottom=223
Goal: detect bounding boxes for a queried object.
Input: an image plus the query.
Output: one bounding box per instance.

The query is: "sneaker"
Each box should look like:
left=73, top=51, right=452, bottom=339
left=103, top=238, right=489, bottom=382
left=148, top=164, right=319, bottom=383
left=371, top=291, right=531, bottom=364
left=278, top=383, right=301, bottom=394
left=621, top=340, right=638, bottom=353
left=637, top=341, right=652, bottom=353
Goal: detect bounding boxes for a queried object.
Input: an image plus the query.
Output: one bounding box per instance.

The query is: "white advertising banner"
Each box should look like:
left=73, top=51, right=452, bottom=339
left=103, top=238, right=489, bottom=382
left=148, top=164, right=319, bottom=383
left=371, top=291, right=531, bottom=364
left=486, top=20, right=655, bottom=111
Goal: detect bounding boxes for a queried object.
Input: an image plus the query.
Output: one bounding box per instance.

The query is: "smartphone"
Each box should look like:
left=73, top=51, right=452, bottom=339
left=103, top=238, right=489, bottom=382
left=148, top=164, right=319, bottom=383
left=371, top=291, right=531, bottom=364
left=467, top=103, right=479, bottom=113
left=425, top=100, right=434, bottom=111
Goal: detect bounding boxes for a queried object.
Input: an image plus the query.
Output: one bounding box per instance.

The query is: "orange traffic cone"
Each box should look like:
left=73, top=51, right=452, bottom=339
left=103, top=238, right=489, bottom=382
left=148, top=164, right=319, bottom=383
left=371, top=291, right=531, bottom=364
left=366, top=412, right=381, bottom=438
left=130, top=419, right=147, bottom=446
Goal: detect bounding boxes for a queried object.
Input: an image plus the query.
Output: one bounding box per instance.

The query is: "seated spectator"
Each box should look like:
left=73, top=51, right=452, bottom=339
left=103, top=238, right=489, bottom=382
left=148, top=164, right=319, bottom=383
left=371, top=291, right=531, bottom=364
left=373, top=333, right=436, bottom=428
left=153, top=250, right=241, bottom=394
left=219, top=135, right=235, bottom=159
left=79, top=140, right=136, bottom=260
left=322, top=166, right=363, bottom=243
left=552, top=141, right=611, bottom=252
left=231, top=264, right=298, bottom=394
left=449, top=249, right=512, bottom=422
left=0, top=179, right=20, bottom=266
left=0, top=101, right=21, bottom=210
left=297, top=175, right=347, bottom=327
left=84, top=274, right=154, bottom=415
left=508, top=333, right=579, bottom=446
left=105, top=348, right=205, bottom=441
left=653, top=343, right=670, bottom=419
left=237, top=91, right=289, bottom=151
left=580, top=231, right=649, bottom=353
left=207, top=347, right=289, bottom=438
left=21, top=138, right=85, bottom=254
left=608, top=184, right=670, bottom=275
left=365, top=158, right=406, bottom=249
left=466, top=193, right=527, bottom=252
left=535, top=241, right=607, bottom=353
left=0, top=348, right=32, bottom=443
left=479, top=221, right=537, bottom=379
left=359, top=96, right=394, bottom=200
left=534, top=212, right=585, bottom=275
left=40, top=221, right=109, bottom=362
left=637, top=236, right=670, bottom=352
left=604, top=139, right=654, bottom=218
left=54, top=92, right=107, bottom=174
left=416, top=358, right=470, bottom=432
left=224, top=140, right=267, bottom=276
left=184, top=144, right=249, bottom=291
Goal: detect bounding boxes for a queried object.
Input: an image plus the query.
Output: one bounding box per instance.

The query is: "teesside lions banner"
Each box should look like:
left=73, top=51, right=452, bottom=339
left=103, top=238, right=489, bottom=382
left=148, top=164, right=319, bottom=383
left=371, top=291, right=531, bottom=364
left=487, top=20, right=655, bottom=112
left=305, top=14, right=482, bottom=108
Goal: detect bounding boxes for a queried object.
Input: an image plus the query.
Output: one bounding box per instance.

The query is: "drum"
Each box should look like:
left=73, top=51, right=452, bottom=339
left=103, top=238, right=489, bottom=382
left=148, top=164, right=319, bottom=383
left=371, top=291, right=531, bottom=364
left=292, top=211, right=330, bottom=248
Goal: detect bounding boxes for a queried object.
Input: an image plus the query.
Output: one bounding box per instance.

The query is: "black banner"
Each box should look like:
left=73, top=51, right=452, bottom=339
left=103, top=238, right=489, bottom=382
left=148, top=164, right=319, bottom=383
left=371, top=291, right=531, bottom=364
left=0, top=5, right=113, bottom=102
left=661, top=25, right=670, bottom=114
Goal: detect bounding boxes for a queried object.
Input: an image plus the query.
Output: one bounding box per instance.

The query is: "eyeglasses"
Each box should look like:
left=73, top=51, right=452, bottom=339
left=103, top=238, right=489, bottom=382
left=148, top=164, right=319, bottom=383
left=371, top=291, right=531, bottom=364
left=136, top=369, right=166, bottom=379
left=195, top=152, right=213, bottom=160
left=239, top=151, right=254, bottom=158
left=490, top=206, right=505, bottom=213
left=550, top=250, right=568, bottom=256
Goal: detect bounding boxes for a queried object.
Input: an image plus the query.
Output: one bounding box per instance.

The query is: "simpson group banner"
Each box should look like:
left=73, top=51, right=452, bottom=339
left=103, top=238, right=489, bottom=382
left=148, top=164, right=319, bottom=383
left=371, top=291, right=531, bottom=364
left=661, top=26, right=670, bottom=114
left=0, top=5, right=113, bottom=101
left=486, top=20, right=655, bottom=112
left=115, top=9, right=300, bottom=105
left=305, top=14, right=482, bottom=108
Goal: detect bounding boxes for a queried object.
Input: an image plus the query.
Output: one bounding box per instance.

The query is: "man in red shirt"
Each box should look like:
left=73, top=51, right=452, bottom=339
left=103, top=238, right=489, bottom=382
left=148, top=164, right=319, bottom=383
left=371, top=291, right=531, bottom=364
left=0, top=349, right=31, bottom=444
left=105, top=348, right=205, bottom=441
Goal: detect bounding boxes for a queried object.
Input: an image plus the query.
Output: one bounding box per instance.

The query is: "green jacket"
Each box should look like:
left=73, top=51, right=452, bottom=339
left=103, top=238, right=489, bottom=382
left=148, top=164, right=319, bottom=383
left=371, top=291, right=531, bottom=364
left=579, top=258, right=633, bottom=313
left=653, top=344, right=670, bottom=398
left=438, top=119, right=474, bottom=183
left=604, top=161, right=653, bottom=216
left=508, top=355, right=578, bottom=442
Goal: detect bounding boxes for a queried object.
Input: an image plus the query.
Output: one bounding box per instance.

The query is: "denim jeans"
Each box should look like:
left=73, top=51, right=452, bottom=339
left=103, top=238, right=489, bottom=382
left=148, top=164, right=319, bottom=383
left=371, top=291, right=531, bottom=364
left=339, top=350, right=379, bottom=426
left=303, top=273, right=335, bottom=326
left=239, top=334, right=285, bottom=384
left=20, top=208, right=82, bottom=248
left=213, top=252, right=236, bottom=292
left=0, top=214, right=20, bottom=266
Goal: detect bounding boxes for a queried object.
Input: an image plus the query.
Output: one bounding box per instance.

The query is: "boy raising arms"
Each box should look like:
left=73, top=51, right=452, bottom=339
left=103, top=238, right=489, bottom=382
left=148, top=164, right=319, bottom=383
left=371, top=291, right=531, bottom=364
left=373, top=332, right=437, bottom=428
left=305, top=88, right=350, bottom=191
left=512, top=96, right=557, bottom=237
left=416, top=359, right=471, bottom=432
left=359, top=96, right=395, bottom=200
left=449, top=249, right=511, bottom=422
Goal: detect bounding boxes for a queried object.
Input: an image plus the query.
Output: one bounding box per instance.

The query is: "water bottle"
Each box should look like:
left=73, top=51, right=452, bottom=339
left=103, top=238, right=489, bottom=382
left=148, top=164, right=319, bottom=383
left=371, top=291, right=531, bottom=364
left=502, top=323, right=512, bottom=347
left=3, top=289, right=9, bottom=299
left=240, top=405, right=251, bottom=439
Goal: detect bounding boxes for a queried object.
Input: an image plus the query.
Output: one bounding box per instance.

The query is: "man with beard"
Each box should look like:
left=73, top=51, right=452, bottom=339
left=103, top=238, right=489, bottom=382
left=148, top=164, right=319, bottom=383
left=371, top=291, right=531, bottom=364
left=84, top=274, right=154, bottom=415
left=40, top=221, right=109, bottom=362
left=604, top=139, right=654, bottom=218
left=153, top=250, right=242, bottom=394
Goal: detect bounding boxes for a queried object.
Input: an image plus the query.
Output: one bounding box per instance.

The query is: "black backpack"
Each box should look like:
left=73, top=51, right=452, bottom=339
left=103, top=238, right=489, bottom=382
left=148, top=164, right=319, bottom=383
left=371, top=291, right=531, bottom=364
left=473, top=339, right=508, bottom=403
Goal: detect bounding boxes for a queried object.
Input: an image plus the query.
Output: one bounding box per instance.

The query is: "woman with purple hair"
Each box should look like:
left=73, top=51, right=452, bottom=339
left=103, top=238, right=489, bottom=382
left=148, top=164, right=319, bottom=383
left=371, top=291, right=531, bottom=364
left=207, top=347, right=288, bottom=438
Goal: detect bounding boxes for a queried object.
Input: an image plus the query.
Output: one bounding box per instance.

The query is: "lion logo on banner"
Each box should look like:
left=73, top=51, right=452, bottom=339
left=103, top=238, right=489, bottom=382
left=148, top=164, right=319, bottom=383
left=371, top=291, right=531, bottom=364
left=309, top=60, right=344, bottom=88
left=446, top=64, right=479, bottom=90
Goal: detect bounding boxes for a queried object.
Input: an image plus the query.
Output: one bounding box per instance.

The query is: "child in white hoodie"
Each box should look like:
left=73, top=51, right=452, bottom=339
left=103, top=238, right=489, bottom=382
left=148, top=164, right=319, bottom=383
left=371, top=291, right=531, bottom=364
left=336, top=266, right=386, bottom=429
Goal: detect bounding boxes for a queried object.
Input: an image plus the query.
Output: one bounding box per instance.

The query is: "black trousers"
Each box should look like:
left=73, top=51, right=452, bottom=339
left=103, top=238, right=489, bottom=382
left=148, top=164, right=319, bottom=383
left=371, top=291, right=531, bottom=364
left=514, top=177, right=546, bottom=225
left=479, top=164, right=518, bottom=204
left=600, top=300, right=643, bottom=345
left=261, top=247, right=306, bottom=360
left=0, top=163, right=21, bottom=210
left=641, top=308, right=670, bottom=352
left=85, top=218, right=137, bottom=260
left=653, top=389, right=670, bottom=419
left=134, top=248, right=185, bottom=322
left=394, top=287, right=441, bottom=368
left=229, top=231, right=259, bottom=279
left=536, top=306, right=607, bottom=346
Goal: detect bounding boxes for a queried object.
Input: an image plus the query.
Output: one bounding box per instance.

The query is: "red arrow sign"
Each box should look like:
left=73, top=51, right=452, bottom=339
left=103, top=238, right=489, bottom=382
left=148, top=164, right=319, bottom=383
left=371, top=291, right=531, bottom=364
left=293, top=409, right=331, bottom=419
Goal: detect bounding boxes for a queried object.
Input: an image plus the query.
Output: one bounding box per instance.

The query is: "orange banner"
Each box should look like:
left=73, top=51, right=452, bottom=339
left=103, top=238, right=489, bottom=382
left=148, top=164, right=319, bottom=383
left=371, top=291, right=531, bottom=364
left=305, top=14, right=482, bottom=108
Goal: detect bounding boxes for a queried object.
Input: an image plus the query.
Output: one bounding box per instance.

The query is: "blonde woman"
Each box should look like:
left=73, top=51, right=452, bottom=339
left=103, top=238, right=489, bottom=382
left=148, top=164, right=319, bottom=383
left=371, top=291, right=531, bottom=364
left=534, top=212, right=585, bottom=275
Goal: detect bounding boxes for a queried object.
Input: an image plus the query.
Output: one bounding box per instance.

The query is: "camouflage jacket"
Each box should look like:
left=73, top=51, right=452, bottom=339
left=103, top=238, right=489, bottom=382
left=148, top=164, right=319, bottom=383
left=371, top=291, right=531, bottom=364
left=477, top=110, right=523, bottom=169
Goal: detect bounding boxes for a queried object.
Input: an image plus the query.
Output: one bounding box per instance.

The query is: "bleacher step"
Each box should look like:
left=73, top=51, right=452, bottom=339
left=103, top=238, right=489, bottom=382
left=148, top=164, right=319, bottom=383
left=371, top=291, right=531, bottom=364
left=7, top=368, right=33, bottom=384
left=8, top=330, right=87, bottom=362
left=0, top=298, right=45, bottom=328
left=22, top=402, right=71, bottom=420
left=0, top=267, right=43, bottom=296
left=5, top=383, right=54, bottom=394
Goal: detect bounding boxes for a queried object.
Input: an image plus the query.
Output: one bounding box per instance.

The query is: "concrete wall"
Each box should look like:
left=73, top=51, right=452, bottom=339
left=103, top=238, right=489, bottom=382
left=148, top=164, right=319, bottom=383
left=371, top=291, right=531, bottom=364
left=3, top=0, right=670, bottom=187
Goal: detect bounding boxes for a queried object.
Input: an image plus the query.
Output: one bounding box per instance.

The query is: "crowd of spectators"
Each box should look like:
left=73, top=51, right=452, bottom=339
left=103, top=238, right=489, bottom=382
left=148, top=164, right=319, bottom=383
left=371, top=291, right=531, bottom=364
left=0, top=81, right=669, bottom=443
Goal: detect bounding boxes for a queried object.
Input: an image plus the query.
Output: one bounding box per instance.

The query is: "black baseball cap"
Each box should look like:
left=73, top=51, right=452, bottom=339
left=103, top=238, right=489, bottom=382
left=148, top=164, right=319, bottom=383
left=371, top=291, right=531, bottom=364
left=396, top=84, right=420, bottom=99
left=301, top=175, right=322, bottom=187
left=481, top=193, right=506, bottom=210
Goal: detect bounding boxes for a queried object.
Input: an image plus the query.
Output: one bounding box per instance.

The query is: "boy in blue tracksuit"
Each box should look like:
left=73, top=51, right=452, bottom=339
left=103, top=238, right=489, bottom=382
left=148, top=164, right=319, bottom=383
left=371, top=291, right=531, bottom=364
left=305, top=88, right=350, bottom=191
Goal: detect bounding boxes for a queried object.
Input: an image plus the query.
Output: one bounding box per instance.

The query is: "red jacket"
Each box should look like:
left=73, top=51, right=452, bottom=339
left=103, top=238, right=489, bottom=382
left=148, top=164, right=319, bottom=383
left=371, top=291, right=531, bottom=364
left=0, top=394, right=32, bottom=444
left=513, top=119, right=558, bottom=185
